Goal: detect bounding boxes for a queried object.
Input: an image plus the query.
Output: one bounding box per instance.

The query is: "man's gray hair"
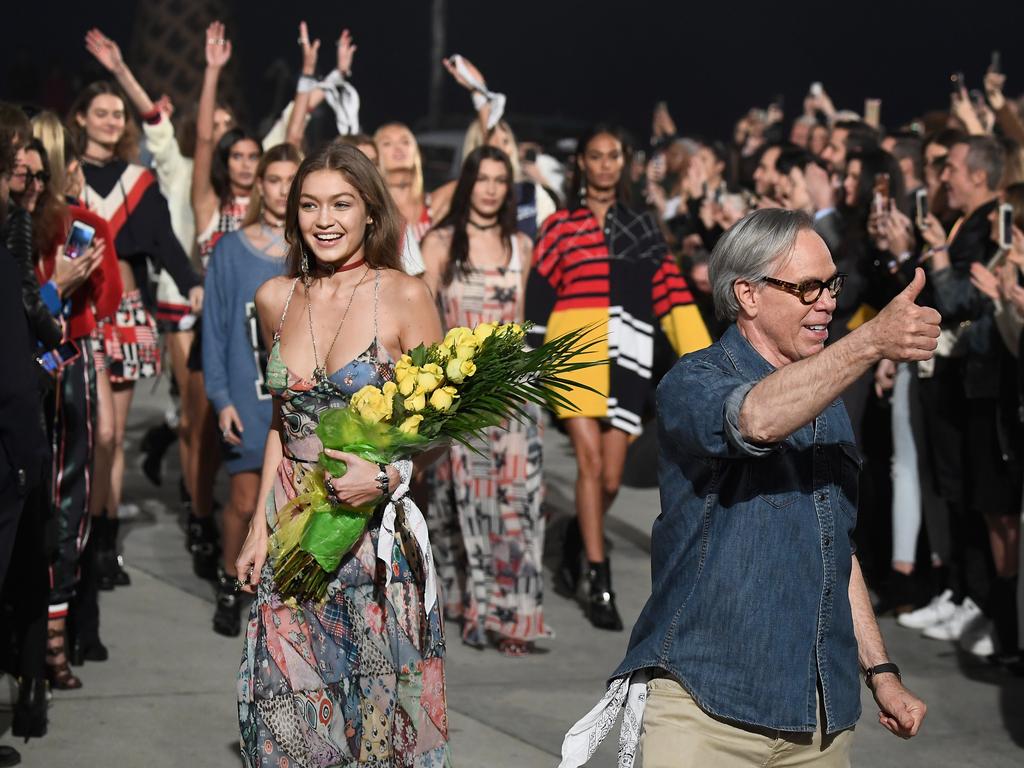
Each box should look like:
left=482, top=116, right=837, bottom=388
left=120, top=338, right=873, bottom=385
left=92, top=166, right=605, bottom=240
left=708, top=208, right=814, bottom=321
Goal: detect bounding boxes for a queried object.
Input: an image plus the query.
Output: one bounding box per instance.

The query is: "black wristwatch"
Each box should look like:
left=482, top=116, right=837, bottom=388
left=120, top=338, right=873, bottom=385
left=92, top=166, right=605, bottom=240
left=864, top=662, right=901, bottom=689
left=375, top=462, right=390, bottom=497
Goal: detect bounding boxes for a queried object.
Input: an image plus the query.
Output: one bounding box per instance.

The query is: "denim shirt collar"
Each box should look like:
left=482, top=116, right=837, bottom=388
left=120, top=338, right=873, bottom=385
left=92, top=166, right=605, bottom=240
left=719, top=323, right=776, bottom=382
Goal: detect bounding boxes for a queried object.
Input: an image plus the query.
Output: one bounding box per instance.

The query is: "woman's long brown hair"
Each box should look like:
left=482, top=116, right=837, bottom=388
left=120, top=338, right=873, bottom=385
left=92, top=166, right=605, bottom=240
left=284, top=142, right=403, bottom=279
left=242, top=143, right=303, bottom=228
left=66, top=81, right=140, bottom=162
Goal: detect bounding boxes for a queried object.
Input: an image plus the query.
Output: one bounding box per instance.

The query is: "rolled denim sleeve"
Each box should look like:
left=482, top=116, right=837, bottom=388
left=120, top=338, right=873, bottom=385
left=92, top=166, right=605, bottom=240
left=657, top=359, right=776, bottom=459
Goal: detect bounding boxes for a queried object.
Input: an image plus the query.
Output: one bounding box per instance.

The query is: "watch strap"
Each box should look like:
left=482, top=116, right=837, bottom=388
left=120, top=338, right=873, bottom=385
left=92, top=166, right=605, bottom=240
left=864, top=662, right=901, bottom=688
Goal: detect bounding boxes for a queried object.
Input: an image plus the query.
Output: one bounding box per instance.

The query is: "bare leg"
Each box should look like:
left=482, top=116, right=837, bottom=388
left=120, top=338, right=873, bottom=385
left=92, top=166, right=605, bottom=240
left=187, top=370, right=221, bottom=519
left=987, top=514, right=1021, bottom=579
left=165, top=330, right=194, bottom=498
left=90, top=369, right=115, bottom=519
left=599, top=426, right=630, bottom=514
left=109, top=383, right=135, bottom=516
left=564, top=417, right=605, bottom=563
left=222, top=471, right=260, bottom=579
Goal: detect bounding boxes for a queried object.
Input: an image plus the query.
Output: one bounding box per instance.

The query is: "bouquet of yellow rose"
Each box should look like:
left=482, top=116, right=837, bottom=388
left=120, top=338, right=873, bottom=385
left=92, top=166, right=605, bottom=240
left=270, top=320, right=602, bottom=603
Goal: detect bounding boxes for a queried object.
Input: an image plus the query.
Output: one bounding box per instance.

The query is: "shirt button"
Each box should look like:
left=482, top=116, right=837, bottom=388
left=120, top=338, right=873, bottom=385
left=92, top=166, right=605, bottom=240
left=817, top=492, right=826, bottom=502
left=825, top=587, right=832, bottom=597
left=823, top=536, right=832, bottom=547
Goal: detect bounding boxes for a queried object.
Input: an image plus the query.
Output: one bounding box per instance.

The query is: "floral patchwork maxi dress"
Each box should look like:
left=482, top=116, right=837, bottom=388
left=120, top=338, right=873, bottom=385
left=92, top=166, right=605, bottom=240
left=238, top=274, right=450, bottom=768
left=428, top=240, right=549, bottom=645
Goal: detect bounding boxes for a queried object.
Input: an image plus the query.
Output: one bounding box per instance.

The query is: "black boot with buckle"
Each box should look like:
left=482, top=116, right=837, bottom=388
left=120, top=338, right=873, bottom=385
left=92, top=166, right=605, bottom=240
left=585, top=559, right=623, bottom=631
left=188, top=514, right=220, bottom=581
left=213, top=568, right=241, bottom=637
left=552, top=516, right=583, bottom=599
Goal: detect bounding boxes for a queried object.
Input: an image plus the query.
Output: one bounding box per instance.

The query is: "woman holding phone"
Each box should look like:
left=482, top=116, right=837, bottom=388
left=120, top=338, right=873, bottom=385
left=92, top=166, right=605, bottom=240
left=17, top=130, right=122, bottom=690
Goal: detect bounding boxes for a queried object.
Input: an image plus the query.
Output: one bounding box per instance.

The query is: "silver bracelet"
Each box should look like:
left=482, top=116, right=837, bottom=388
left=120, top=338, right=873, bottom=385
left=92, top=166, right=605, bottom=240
left=297, top=75, right=319, bottom=94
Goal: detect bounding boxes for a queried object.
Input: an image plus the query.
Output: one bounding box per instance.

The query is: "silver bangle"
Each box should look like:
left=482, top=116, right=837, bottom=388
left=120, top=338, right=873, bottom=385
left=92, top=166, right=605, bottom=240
left=297, top=75, right=318, bottom=94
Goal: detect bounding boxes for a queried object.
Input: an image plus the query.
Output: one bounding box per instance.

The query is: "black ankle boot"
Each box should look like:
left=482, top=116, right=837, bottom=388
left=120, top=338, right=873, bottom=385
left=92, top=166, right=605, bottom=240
left=213, top=570, right=241, bottom=637
left=141, top=422, right=177, bottom=487
left=109, top=518, right=130, bottom=587
left=0, top=745, right=21, bottom=767
left=552, top=517, right=583, bottom=598
left=11, top=676, right=47, bottom=741
left=96, top=517, right=130, bottom=589
left=872, top=570, right=919, bottom=616
left=586, top=559, right=623, bottom=631
left=189, top=515, right=221, bottom=581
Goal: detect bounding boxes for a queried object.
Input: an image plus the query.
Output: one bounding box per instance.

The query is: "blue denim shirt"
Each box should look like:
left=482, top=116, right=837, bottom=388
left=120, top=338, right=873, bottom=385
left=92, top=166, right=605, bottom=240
left=612, top=324, right=862, bottom=734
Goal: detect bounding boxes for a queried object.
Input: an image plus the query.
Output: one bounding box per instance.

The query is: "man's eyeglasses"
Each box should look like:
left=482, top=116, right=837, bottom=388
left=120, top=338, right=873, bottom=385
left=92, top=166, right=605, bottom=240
left=762, top=273, right=847, bottom=305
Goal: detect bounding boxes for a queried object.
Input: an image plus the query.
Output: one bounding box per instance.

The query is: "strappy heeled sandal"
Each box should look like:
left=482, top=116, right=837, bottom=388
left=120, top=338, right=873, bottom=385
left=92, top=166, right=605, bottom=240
left=46, top=624, right=83, bottom=690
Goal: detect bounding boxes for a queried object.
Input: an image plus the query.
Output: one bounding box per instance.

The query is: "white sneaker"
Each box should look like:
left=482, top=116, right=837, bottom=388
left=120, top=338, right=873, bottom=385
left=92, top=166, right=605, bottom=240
left=958, top=614, right=996, bottom=657
left=921, top=597, right=982, bottom=641
left=898, top=589, right=956, bottom=630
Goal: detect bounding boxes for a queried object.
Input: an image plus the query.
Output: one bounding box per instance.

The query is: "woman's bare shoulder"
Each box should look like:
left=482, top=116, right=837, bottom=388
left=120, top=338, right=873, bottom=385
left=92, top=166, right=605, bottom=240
left=379, top=268, right=433, bottom=305
left=255, top=275, right=296, bottom=315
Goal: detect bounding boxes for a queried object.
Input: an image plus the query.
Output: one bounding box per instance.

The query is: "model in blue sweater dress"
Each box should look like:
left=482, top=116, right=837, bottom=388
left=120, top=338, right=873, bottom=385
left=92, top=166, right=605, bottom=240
left=202, top=229, right=286, bottom=474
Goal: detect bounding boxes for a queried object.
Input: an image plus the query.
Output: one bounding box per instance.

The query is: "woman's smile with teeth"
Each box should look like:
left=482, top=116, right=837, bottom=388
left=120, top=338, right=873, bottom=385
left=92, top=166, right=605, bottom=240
left=315, top=232, right=342, bottom=242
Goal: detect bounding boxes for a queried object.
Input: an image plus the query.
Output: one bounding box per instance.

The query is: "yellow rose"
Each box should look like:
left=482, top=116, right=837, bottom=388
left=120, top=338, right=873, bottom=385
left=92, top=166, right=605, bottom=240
left=443, top=326, right=474, bottom=349
left=382, top=381, right=398, bottom=398
left=455, top=344, right=477, bottom=362
left=417, top=363, right=444, bottom=393
left=434, top=343, right=451, bottom=361
left=473, top=321, right=498, bottom=343
left=404, top=390, right=427, bottom=412
left=394, top=354, right=414, bottom=379
left=398, top=414, right=424, bottom=435
left=350, top=385, right=391, bottom=423
left=445, top=357, right=466, bottom=384
left=459, top=360, right=477, bottom=380
left=429, top=385, right=459, bottom=412
left=397, top=366, right=420, bottom=396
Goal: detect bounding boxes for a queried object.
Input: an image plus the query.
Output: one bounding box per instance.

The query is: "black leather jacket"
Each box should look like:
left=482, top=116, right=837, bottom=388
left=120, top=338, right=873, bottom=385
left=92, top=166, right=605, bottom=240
left=3, top=206, right=62, bottom=349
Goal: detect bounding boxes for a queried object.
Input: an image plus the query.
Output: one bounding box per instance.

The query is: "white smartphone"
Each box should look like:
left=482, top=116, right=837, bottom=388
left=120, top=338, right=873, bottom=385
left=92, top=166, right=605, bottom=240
left=64, top=220, right=96, bottom=260
left=915, top=189, right=929, bottom=229
left=998, top=203, right=1014, bottom=250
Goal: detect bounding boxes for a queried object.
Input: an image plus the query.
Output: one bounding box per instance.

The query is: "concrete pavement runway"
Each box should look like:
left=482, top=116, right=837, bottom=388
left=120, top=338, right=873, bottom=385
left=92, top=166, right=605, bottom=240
left=3, top=378, right=1022, bottom=766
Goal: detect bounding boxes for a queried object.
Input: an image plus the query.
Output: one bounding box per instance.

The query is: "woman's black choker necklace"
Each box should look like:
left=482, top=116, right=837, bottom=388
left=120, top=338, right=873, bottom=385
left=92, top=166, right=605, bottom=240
left=467, top=219, right=499, bottom=231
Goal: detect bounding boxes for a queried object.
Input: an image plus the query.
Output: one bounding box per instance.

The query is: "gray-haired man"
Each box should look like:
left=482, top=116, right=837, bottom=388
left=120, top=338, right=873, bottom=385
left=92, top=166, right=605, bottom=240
left=562, top=209, right=934, bottom=767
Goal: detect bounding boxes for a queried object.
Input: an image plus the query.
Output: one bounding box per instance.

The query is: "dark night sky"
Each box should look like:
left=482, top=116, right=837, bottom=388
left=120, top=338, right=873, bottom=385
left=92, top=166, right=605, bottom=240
left=4, top=0, right=1024, bottom=146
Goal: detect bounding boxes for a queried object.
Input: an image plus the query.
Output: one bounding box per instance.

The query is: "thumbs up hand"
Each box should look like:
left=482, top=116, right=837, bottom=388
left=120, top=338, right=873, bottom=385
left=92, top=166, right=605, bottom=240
left=864, top=268, right=942, bottom=362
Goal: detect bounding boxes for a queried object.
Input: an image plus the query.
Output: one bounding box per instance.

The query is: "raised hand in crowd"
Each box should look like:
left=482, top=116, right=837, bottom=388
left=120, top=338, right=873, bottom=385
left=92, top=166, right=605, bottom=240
left=53, top=240, right=105, bottom=298
left=336, top=28, right=357, bottom=76
left=85, top=27, right=157, bottom=116
left=285, top=21, right=321, bottom=148
left=652, top=101, right=677, bottom=140
left=950, top=84, right=986, bottom=136
left=193, top=21, right=232, bottom=228
left=983, top=70, right=1007, bottom=111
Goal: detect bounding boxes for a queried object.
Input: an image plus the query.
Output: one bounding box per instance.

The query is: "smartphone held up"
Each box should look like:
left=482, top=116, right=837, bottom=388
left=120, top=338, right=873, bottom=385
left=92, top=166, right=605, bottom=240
left=64, top=220, right=96, bottom=260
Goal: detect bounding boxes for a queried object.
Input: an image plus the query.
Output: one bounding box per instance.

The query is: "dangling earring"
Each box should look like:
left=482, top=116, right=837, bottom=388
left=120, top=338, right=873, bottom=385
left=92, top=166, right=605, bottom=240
left=579, top=177, right=587, bottom=204
left=300, top=244, right=310, bottom=283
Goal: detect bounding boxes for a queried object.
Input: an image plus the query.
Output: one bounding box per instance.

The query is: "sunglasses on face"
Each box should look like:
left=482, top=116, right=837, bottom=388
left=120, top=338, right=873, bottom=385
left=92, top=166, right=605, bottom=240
left=15, top=168, right=49, bottom=184
left=762, top=272, right=847, bottom=305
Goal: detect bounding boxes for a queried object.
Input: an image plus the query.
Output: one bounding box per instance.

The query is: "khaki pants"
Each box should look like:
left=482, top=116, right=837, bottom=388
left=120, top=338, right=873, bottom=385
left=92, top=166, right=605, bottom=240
left=640, top=677, right=854, bottom=767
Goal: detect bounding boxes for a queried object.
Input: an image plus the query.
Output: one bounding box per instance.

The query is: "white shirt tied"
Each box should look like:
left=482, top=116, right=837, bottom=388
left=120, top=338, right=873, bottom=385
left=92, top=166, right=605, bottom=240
left=375, top=458, right=438, bottom=615
left=297, top=69, right=361, bottom=136
left=449, top=53, right=506, bottom=131
left=559, top=670, right=651, bottom=768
